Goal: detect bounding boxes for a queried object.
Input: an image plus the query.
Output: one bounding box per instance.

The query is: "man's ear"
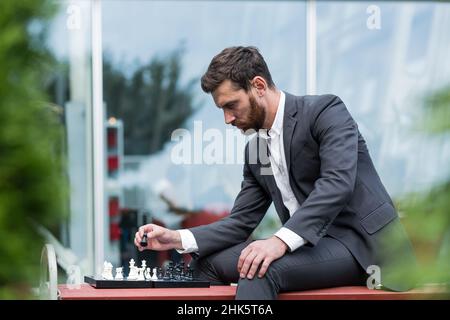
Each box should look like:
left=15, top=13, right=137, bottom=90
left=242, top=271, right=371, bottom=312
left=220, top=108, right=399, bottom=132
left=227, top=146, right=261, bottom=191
left=251, top=76, right=267, bottom=97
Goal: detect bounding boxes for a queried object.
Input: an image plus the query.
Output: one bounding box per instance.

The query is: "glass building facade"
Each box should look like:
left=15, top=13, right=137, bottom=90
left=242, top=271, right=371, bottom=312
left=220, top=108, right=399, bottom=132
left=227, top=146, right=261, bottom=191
left=46, top=0, right=450, bottom=278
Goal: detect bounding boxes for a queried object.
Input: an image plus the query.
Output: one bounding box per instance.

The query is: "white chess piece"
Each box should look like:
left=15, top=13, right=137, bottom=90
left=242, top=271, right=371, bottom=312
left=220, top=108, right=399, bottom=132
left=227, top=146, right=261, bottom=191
left=101, top=261, right=114, bottom=280
left=144, top=267, right=151, bottom=280
left=141, top=260, right=147, bottom=269
left=137, top=267, right=145, bottom=280
left=151, top=267, right=158, bottom=280
left=127, top=259, right=138, bottom=280
left=101, top=261, right=108, bottom=279
left=115, top=267, right=123, bottom=280
left=107, top=262, right=114, bottom=280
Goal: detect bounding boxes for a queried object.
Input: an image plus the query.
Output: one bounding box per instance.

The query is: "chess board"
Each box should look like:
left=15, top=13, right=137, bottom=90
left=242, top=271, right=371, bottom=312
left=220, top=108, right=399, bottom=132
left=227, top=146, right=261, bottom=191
left=84, top=275, right=210, bottom=289
left=89, top=259, right=210, bottom=289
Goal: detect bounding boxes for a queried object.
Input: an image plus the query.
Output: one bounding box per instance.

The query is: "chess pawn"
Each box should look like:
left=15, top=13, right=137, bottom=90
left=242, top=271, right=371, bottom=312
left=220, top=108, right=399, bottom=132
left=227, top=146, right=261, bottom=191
left=163, top=271, right=171, bottom=281
left=141, top=260, right=147, bottom=269
left=115, top=267, right=123, bottom=280
left=151, top=267, right=158, bottom=280
left=144, top=267, right=151, bottom=280
left=137, top=268, right=145, bottom=280
left=187, top=268, right=194, bottom=281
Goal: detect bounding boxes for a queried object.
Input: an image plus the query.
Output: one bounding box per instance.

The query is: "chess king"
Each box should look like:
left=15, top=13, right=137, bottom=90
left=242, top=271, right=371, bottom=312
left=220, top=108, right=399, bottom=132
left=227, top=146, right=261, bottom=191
left=134, top=46, right=418, bottom=300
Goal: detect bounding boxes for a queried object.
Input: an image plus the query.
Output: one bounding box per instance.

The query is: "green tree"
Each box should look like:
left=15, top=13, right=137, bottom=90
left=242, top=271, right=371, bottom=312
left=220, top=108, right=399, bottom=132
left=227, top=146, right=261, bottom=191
left=396, top=85, right=450, bottom=291
left=104, top=49, right=199, bottom=155
left=0, top=0, right=65, bottom=298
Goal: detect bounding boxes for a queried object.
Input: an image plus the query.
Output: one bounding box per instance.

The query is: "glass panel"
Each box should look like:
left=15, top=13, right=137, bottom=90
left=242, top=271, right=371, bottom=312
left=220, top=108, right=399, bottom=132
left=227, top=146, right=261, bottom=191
left=47, top=0, right=94, bottom=275
left=316, top=1, right=450, bottom=283
left=102, top=0, right=307, bottom=268
left=316, top=0, right=450, bottom=196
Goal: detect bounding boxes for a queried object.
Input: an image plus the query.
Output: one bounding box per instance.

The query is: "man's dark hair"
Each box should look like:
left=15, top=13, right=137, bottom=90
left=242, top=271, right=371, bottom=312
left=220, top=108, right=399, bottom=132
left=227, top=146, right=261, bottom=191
left=201, top=46, right=275, bottom=93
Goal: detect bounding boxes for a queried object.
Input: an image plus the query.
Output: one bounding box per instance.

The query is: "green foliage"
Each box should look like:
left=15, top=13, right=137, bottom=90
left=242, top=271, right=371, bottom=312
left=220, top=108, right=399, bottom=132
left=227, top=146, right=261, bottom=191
left=0, top=0, right=65, bottom=298
left=396, top=85, right=450, bottom=290
left=397, top=182, right=450, bottom=286
left=423, top=85, right=450, bottom=134
left=103, top=48, right=199, bottom=155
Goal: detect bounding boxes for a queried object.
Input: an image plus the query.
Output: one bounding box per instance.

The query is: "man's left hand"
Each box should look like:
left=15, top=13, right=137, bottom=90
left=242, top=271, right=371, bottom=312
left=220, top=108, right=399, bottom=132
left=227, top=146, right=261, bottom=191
left=237, top=236, right=288, bottom=279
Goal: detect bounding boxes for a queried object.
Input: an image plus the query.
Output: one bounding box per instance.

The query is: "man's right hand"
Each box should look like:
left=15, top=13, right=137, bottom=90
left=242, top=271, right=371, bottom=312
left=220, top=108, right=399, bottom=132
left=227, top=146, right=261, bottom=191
left=134, top=224, right=183, bottom=252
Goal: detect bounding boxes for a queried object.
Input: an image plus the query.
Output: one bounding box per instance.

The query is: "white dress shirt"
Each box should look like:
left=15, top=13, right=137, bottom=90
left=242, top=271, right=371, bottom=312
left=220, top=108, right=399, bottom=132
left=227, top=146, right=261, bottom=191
left=176, top=91, right=306, bottom=254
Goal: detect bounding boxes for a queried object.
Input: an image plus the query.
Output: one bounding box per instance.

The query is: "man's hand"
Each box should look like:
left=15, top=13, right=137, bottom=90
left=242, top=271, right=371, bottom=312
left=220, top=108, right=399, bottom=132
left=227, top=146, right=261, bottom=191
left=134, top=224, right=183, bottom=251
left=237, top=236, right=288, bottom=279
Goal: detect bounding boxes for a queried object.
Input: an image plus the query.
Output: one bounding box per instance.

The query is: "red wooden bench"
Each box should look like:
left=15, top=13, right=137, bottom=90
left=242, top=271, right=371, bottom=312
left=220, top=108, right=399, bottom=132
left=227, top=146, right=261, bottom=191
left=58, top=284, right=448, bottom=300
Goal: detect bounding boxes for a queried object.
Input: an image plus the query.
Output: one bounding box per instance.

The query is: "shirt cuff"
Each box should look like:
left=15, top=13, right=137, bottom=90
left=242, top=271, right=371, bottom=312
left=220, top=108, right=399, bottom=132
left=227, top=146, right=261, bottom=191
left=176, top=229, right=199, bottom=254
left=274, top=227, right=307, bottom=252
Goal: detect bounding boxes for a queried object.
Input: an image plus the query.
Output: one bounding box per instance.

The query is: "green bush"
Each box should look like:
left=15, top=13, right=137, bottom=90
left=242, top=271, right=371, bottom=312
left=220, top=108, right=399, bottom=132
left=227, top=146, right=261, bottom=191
left=396, top=85, right=450, bottom=292
left=0, top=0, right=65, bottom=299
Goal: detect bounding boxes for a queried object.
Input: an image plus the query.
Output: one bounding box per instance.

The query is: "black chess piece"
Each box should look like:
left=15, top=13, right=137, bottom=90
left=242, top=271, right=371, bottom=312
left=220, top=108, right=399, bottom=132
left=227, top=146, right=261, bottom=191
left=140, top=233, right=148, bottom=247
left=174, top=266, right=182, bottom=280
left=186, top=267, right=194, bottom=281
left=179, top=267, right=187, bottom=281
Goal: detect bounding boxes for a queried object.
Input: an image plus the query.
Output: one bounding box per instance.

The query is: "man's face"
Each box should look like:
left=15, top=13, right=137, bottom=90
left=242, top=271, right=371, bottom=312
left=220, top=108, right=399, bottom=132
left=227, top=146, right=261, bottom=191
left=212, top=80, right=266, bottom=132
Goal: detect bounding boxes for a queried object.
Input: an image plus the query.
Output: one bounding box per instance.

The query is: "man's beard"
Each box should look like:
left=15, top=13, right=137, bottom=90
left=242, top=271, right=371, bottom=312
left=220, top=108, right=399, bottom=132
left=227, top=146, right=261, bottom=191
left=234, top=94, right=266, bottom=133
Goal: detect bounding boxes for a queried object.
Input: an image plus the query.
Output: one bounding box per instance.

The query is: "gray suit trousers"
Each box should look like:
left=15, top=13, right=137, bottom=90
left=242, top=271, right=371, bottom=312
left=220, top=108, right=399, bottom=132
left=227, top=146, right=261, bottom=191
left=190, top=236, right=368, bottom=300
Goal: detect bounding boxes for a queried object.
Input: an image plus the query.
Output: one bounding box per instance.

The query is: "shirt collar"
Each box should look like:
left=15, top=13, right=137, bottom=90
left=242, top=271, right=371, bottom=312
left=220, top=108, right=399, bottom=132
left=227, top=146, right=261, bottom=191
left=259, top=91, right=285, bottom=140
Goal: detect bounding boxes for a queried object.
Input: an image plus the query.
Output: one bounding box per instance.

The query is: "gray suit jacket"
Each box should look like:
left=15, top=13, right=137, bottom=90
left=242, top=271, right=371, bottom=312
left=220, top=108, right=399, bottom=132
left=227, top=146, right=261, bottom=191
left=189, top=93, right=417, bottom=291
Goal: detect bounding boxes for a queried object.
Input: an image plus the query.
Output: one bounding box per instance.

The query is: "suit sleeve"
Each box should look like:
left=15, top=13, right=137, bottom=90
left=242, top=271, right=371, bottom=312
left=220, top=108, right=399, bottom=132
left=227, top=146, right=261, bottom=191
left=284, top=95, right=358, bottom=246
left=188, top=143, right=272, bottom=258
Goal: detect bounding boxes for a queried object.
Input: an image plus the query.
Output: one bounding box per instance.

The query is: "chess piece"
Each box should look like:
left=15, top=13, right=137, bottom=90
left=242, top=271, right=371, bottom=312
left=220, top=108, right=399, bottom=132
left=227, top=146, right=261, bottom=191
left=141, top=260, right=147, bottom=269
left=137, top=267, right=145, bottom=280
left=127, top=259, right=138, bottom=280
left=151, top=267, right=158, bottom=280
left=186, top=267, right=194, bottom=281
left=115, top=267, right=123, bottom=280
left=140, top=233, right=148, bottom=247
left=101, top=261, right=114, bottom=280
left=144, top=267, right=151, bottom=280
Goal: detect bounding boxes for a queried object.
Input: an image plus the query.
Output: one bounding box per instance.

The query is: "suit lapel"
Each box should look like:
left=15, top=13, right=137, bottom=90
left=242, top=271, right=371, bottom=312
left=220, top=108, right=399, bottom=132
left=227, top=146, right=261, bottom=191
left=282, top=93, right=308, bottom=207
left=283, top=93, right=298, bottom=172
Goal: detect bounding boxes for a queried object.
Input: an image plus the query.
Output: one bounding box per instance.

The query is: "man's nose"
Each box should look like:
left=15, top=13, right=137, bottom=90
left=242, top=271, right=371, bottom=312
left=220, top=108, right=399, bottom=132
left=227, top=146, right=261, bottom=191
left=224, top=110, right=236, bottom=125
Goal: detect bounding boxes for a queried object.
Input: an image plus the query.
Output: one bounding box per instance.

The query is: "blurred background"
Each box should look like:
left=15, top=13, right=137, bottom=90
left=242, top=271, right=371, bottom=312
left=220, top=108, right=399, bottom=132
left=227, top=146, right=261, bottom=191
left=0, top=0, right=449, bottom=298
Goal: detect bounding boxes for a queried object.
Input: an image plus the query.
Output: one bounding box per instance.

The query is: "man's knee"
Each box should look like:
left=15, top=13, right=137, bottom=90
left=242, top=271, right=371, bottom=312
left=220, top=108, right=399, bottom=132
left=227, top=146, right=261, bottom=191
left=240, top=264, right=282, bottom=287
left=190, top=247, right=243, bottom=284
left=236, top=267, right=281, bottom=300
left=189, top=257, right=213, bottom=280
left=189, top=254, right=231, bottom=284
